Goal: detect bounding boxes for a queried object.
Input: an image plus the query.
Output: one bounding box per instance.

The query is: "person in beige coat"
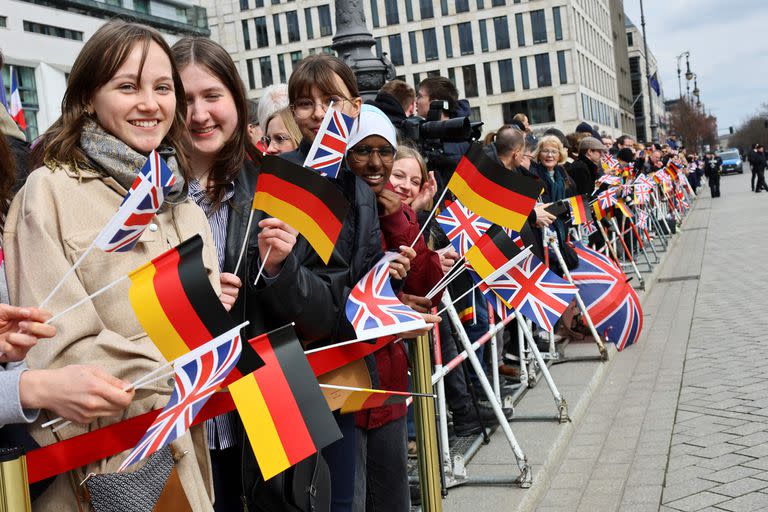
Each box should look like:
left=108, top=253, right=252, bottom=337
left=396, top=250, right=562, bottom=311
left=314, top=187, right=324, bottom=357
left=3, top=21, right=222, bottom=511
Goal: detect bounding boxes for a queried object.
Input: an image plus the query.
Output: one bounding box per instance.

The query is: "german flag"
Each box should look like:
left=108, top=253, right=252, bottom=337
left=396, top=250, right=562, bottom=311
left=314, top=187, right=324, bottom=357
left=320, top=385, right=432, bottom=414
left=465, top=225, right=523, bottom=282
left=230, top=325, right=341, bottom=480
left=592, top=200, right=606, bottom=221
left=568, top=195, right=590, bottom=225
left=128, top=235, right=263, bottom=376
left=615, top=198, right=633, bottom=218
left=447, top=144, right=542, bottom=232
left=252, top=155, right=350, bottom=263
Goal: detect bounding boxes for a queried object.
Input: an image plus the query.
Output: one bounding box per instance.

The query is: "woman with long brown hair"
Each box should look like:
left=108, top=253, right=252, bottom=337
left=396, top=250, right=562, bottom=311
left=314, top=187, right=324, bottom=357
left=4, top=21, right=221, bottom=510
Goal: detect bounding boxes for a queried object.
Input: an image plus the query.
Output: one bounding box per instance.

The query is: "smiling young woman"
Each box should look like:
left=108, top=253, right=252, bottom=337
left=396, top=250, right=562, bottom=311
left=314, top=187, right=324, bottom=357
left=8, top=21, right=220, bottom=511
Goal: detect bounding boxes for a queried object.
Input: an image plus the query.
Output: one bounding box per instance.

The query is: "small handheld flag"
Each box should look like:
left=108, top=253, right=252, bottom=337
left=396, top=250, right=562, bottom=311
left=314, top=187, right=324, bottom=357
left=435, top=199, right=492, bottom=256
left=615, top=198, right=633, bottom=218
left=9, top=67, right=26, bottom=131
left=567, top=195, right=590, bottom=225
left=320, top=384, right=433, bottom=414
left=465, top=225, right=527, bottom=284
left=252, top=156, right=350, bottom=264
left=303, top=106, right=356, bottom=179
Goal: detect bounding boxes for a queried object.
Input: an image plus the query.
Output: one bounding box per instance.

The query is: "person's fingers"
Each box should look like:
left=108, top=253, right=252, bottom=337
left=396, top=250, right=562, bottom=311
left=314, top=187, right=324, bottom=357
left=422, top=313, right=442, bottom=324
left=6, top=332, right=38, bottom=350
left=259, top=218, right=298, bottom=235
left=220, top=284, right=240, bottom=296
left=399, top=245, right=417, bottom=261
left=18, top=321, right=56, bottom=339
left=220, top=273, right=242, bottom=288
left=24, top=307, right=52, bottom=323
left=0, top=305, right=32, bottom=322
left=260, top=227, right=297, bottom=245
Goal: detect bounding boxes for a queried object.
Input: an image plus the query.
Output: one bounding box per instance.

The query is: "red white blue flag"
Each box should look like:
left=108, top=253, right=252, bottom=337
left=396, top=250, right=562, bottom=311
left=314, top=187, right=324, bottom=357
left=345, top=252, right=428, bottom=339
left=94, top=150, right=176, bottom=252
left=597, top=188, right=618, bottom=210
left=119, top=325, right=242, bottom=471
left=436, top=199, right=493, bottom=256
left=597, top=174, right=622, bottom=187
left=570, top=242, right=643, bottom=350
left=478, top=252, right=577, bottom=332
left=303, top=107, right=355, bottom=179
left=9, top=67, right=26, bottom=130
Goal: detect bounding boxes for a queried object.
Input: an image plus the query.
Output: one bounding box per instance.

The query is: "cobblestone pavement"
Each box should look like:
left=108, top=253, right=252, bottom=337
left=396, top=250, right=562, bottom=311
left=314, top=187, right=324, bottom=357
left=536, top=171, right=768, bottom=512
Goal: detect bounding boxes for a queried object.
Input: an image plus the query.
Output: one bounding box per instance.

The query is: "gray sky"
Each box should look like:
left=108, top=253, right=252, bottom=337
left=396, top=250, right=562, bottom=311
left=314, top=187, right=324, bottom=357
left=622, top=0, right=768, bottom=134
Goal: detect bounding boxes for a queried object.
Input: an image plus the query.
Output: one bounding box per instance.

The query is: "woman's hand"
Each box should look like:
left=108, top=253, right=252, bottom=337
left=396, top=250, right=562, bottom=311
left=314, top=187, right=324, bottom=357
left=534, top=204, right=557, bottom=228
left=219, top=273, right=241, bottom=311
left=400, top=293, right=432, bottom=313
left=436, top=246, right=459, bottom=275
left=411, top=171, right=438, bottom=212
left=0, top=305, right=56, bottom=363
left=377, top=188, right=401, bottom=216
left=394, top=312, right=442, bottom=339
left=19, top=365, right=135, bottom=424
left=258, top=218, right=298, bottom=277
left=389, top=246, right=415, bottom=280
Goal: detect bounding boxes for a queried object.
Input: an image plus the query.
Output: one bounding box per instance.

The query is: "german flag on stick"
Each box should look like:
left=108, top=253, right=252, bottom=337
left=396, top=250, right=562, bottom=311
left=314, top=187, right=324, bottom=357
left=231, top=325, right=341, bottom=480
left=465, top=225, right=526, bottom=283
left=447, top=144, right=542, bottom=232
left=252, top=155, right=349, bottom=264
left=128, top=235, right=263, bottom=377
left=568, top=195, right=591, bottom=225
left=615, top=198, right=633, bottom=218
left=320, top=384, right=434, bottom=414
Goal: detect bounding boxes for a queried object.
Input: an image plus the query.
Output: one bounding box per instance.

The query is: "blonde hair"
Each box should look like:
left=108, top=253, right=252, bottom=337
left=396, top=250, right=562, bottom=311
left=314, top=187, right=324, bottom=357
left=394, top=145, right=432, bottom=210
left=533, top=135, right=568, bottom=165
left=265, top=107, right=302, bottom=148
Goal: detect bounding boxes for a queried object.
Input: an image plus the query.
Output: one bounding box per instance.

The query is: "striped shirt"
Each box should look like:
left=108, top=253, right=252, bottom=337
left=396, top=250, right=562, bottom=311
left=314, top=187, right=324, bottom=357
left=189, top=179, right=239, bottom=450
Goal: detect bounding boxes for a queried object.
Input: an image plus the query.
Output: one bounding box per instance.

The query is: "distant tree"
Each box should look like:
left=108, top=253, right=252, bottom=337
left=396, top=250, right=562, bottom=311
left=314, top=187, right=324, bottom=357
left=729, top=104, right=768, bottom=154
left=668, top=99, right=718, bottom=151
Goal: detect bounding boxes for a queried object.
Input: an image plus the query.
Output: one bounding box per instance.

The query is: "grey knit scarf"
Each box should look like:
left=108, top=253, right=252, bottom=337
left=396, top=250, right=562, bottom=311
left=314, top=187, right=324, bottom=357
left=79, top=119, right=188, bottom=209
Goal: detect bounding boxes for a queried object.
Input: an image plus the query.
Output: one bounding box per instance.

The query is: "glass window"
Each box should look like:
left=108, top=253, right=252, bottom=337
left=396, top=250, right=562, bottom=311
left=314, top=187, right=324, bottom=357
left=286, top=11, right=300, bottom=42
left=456, top=0, right=469, bottom=12
left=515, top=13, right=525, bottom=46
left=240, top=0, right=248, bottom=11
left=318, top=5, right=332, bottom=36
left=553, top=6, right=563, bottom=41
left=444, top=26, right=454, bottom=58
left=413, top=73, right=421, bottom=88
left=477, top=0, right=484, bottom=8
left=134, top=0, right=149, bottom=14
left=385, top=0, right=399, bottom=24
left=582, top=94, right=590, bottom=119
left=502, top=96, right=555, bottom=124
left=370, top=0, right=380, bottom=27
left=389, top=34, right=404, bottom=66
left=534, top=52, right=552, bottom=87
left=375, top=37, right=382, bottom=56
left=483, top=62, right=493, bottom=95
left=273, top=14, right=282, bottom=45
left=255, top=0, right=263, bottom=6
left=0, top=16, right=6, bottom=27
left=498, top=58, right=514, bottom=92
left=427, top=70, right=440, bottom=78
left=627, top=32, right=633, bottom=46
left=470, top=107, right=481, bottom=122
left=22, top=21, right=83, bottom=40
left=492, top=0, right=505, bottom=5
left=271, top=0, right=279, bottom=4
left=255, top=16, right=268, bottom=47
left=424, top=28, right=438, bottom=61
left=421, top=0, right=434, bottom=19
left=458, top=22, right=474, bottom=55
left=409, top=31, right=419, bottom=63
left=479, top=19, right=489, bottom=52
left=557, top=50, right=567, bottom=84
left=305, top=8, right=314, bottom=39
left=493, top=16, right=509, bottom=50
left=259, top=56, right=273, bottom=87
left=440, top=0, right=448, bottom=16
left=290, top=51, right=302, bottom=69
left=531, top=9, right=547, bottom=44
left=463, top=64, right=478, bottom=98
left=447, top=67, right=456, bottom=85
left=406, top=0, right=414, bottom=21
left=246, top=59, right=256, bottom=90
left=278, top=54, right=286, bottom=83
left=520, top=56, right=530, bottom=89
left=241, top=20, right=251, bottom=50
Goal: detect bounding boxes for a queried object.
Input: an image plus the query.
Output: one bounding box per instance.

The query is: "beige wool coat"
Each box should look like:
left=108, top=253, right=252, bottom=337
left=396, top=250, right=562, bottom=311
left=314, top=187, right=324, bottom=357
left=4, top=164, right=221, bottom=511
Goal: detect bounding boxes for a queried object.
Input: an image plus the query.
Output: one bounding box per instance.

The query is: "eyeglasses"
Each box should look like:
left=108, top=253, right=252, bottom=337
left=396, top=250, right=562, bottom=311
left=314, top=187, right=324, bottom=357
left=260, top=134, right=294, bottom=147
left=522, top=153, right=534, bottom=159
left=540, top=149, right=560, bottom=156
left=290, top=96, right=350, bottom=119
left=348, top=145, right=397, bottom=164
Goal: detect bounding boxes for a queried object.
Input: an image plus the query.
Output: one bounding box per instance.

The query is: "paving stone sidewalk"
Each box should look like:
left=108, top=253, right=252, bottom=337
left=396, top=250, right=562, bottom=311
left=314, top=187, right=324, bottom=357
left=536, top=172, right=768, bottom=512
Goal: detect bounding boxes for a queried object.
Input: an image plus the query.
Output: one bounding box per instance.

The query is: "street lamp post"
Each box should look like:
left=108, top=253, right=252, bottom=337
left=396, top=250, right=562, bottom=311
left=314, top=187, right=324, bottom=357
left=676, top=51, right=690, bottom=100
left=639, top=0, right=658, bottom=142
left=685, top=54, right=693, bottom=103
left=331, top=0, right=396, bottom=100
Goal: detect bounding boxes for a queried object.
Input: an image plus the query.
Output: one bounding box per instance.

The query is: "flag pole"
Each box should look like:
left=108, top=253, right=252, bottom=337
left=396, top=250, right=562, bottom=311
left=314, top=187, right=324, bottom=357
left=252, top=246, right=272, bottom=286
left=318, top=383, right=434, bottom=398
left=233, top=209, right=256, bottom=277
left=39, top=243, right=97, bottom=309
left=409, top=186, right=449, bottom=249
left=45, top=274, right=128, bottom=325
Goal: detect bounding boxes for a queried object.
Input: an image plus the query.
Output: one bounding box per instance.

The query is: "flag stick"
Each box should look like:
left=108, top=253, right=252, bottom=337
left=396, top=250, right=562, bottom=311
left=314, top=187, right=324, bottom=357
left=408, top=186, right=449, bottom=249
left=252, top=245, right=272, bottom=287
left=425, top=255, right=466, bottom=300
left=45, top=275, right=128, bottom=325
left=318, top=383, right=435, bottom=398
left=304, top=335, right=403, bottom=355
left=39, top=243, right=96, bottom=309
left=233, top=209, right=256, bottom=277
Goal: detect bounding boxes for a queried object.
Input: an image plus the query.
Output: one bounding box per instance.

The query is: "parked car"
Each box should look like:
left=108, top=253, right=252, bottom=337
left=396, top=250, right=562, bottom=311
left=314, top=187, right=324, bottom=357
left=717, top=149, right=743, bottom=174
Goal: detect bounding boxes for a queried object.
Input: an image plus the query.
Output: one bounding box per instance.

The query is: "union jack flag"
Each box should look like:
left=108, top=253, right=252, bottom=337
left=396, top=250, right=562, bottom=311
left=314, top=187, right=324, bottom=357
left=634, top=185, right=651, bottom=205
left=636, top=209, right=649, bottom=230
left=304, top=107, right=356, bottom=179
left=582, top=219, right=598, bottom=236
left=478, top=252, right=577, bottom=332
left=570, top=242, right=643, bottom=350
left=597, top=174, right=622, bottom=187
left=634, top=175, right=654, bottom=190
left=468, top=270, right=512, bottom=322
left=601, top=154, right=618, bottom=172
left=119, top=326, right=242, bottom=471
left=598, top=188, right=618, bottom=210
left=436, top=199, right=493, bottom=256
left=94, top=151, right=176, bottom=252
left=345, top=253, right=428, bottom=340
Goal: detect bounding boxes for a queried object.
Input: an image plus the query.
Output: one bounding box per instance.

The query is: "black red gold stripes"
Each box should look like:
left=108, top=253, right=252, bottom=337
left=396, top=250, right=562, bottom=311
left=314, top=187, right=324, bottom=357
left=447, top=144, right=542, bottom=232
left=568, top=195, right=590, bottom=225
left=252, top=155, right=350, bottom=263
left=230, top=325, right=341, bottom=480
left=465, top=225, right=522, bottom=281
